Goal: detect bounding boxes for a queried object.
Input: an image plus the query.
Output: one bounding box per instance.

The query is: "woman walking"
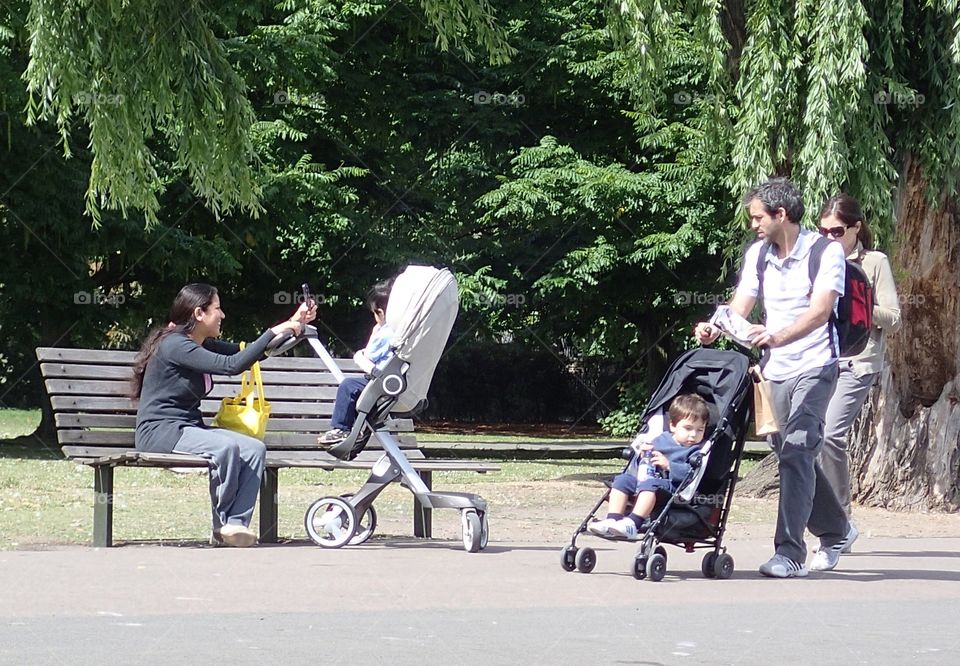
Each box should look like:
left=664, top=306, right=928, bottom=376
left=817, top=194, right=901, bottom=551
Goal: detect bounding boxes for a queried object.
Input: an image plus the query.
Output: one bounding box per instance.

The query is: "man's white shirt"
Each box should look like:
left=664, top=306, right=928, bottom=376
left=735, top=229, right=845, bottom=381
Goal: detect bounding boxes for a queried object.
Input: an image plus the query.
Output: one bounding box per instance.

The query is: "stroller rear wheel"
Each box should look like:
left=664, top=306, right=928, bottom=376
left=701, top=552, right=718, bottom=578
left=632, top=556, right=647, bottom=580
left=304, top=496, right=357, bottom=548
left=339, top=494, right=378, bottom=546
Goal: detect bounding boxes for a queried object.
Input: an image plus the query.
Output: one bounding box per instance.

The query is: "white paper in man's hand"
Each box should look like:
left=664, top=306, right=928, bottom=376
left=709, top=305, right=755, bottom=348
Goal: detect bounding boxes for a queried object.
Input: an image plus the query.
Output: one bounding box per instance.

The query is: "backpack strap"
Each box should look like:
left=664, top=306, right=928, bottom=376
left=807, top=235, right=838, bottom=358
left=755, top=241, right=771, bottom=301
left=754, top=242, right=772, bottom=368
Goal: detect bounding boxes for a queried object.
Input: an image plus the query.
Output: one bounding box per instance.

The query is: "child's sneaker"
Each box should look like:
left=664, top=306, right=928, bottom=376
left=607, top=517, right=639, bottom=540
left=587, top=518, right=616, bottom=536
left=318, top=428, right=348, bottom=445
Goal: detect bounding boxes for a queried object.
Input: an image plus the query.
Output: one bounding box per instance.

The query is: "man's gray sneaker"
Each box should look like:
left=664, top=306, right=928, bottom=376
left=811, top=533, right=852, bottom=571
left=840, top=522, right=859, bottom=554
left=759, top=553, right=808, bottom=578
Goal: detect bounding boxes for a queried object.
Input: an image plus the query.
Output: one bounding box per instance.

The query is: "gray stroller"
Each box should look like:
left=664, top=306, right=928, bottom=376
left=270, top=266, right=489, bottom=552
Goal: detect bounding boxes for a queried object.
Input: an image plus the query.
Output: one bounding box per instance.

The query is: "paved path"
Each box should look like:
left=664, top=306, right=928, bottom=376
left=3, top=535, right=959, bottom=664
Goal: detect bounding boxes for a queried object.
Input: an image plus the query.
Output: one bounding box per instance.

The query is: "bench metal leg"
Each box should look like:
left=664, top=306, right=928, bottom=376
left=260, top=468, right=279, bottom=543
left=93, top=465, right=114, bottom=548
left=414, top=471, right=432, bottom=538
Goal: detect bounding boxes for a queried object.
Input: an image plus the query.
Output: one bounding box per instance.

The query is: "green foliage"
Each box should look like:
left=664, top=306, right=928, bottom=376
left=613, top=0, right=960, bottom=247
left=598, top=381, right=650, bottom=437
left=3, top=0, right=955, bottom=438
left=24, top=0, right=263, bottom=227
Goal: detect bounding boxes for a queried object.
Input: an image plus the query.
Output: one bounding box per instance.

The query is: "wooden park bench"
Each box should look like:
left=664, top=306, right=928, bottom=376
left=37, top=347, right=499, bottom=547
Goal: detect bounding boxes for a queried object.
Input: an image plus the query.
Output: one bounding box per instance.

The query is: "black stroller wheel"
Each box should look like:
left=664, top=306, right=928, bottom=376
left=646, top=553, right=667, bottom=582
left=575, top=547, right=597, bottom=573
left=560, top=545, right=578, bottom=572
left=701, top=552, right=718, bottom=578
left=714, top=553, right=735, bottom=579
left=632, top=557, right=647, bottom=580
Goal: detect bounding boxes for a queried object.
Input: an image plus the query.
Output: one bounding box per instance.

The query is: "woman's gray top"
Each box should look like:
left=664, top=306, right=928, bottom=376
left=135, top=331, right=274, bottom=453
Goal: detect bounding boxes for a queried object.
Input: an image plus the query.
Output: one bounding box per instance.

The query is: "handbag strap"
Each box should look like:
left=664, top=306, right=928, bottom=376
left=236, top=342, right=254, bottom=404
left=249, top=356, right=265, bottom=404
left=235, top=341, right=266, bottom=406
left=749, top=365, right=765, bottom=382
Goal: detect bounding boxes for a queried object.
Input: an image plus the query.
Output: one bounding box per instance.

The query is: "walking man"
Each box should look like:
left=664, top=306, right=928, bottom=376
left=695, top=177, right=855, bottom=577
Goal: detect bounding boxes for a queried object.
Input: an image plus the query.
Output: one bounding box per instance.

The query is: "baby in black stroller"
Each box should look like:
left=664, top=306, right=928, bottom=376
left=561, top=347, right=752, bottom=581
left=586, top=394, right=709, bottom=539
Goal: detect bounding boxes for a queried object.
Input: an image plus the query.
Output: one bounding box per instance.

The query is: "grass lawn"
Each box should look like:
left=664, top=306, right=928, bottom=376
left=0, top=408, right=41, bottom=439
left=0, top=408, right=758, bottom=548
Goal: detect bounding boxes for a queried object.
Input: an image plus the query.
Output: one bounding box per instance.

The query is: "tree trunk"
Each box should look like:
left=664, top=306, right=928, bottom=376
left=849, top=154, right=960, bottom=511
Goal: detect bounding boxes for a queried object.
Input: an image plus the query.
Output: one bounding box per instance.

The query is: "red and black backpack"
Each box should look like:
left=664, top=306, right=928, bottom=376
left=756, top=236, right=874, bottom=357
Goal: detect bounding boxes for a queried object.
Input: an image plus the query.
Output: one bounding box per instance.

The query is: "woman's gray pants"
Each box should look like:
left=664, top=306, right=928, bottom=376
left=819, top=362, right=877, bottom=516
left=174, top=426, right=266, bottom=530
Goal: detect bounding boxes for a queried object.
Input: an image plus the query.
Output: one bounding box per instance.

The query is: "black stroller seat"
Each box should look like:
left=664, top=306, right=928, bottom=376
left=561, top=348, right=753, bottom=581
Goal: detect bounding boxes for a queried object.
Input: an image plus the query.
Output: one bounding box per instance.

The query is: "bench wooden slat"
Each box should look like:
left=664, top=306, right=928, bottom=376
left=62, top=447, right=212, bottom=467
left=41, top=363, right=357, bottom=386
left=37, top=348, right=137, bottom=364
left=202, top=400, right=350, bottom=417
left=41, top=363, right=133, bottom=380
left=37, top=348, right=366, bottom=371
left=204, top=385, right=339, bottom=401
left=44, top=379, right=343, bottom=401
left=51, top=395, right=359, bottom=418
left=61, top=446, right=426, bottom=469
left=58, top=430, right=419, bottom=449
left=54, top=413, right=416, bottom=432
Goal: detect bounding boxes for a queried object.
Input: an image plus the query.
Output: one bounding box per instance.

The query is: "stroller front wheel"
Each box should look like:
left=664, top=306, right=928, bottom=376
left=479, top=510, right=489, bottom=550
left=714, top=553, right=735, bottom=579
left=646, top=553, right=667, bottom=582
left=461, top=509, right=483, bottom=553
left=575, top=547, right=596, bottom=573
left=560, top=545, right=578, bottom=572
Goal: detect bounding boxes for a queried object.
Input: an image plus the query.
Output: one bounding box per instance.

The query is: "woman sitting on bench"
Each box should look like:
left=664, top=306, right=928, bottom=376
left=131, top=283, right=315, bottom=547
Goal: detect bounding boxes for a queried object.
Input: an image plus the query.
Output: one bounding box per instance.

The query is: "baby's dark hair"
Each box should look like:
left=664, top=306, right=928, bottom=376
left=668, top=393, right=710, bottom=426
left=366, top=277, right=395, bottom=313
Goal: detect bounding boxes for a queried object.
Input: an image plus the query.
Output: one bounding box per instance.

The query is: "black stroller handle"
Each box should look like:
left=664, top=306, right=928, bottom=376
left=264, top=324, right=319, bottom=357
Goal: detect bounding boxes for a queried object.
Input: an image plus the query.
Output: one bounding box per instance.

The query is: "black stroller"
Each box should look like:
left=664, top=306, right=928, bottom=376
left=560, top=348, right=752, bottom=581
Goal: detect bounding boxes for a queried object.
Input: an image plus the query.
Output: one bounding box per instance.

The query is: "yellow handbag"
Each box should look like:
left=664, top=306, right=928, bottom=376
left=212, top=343, right=271, bottom=440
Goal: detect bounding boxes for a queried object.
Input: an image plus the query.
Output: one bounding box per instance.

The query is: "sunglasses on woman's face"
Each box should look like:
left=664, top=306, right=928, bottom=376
left=818, top=225, right=848, bottom=239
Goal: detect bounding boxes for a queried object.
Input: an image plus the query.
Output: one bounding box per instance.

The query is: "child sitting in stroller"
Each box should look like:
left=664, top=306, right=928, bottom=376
left=318, top=277, right=395, bottom=445
left=588, top=394, right=709, bottom=539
